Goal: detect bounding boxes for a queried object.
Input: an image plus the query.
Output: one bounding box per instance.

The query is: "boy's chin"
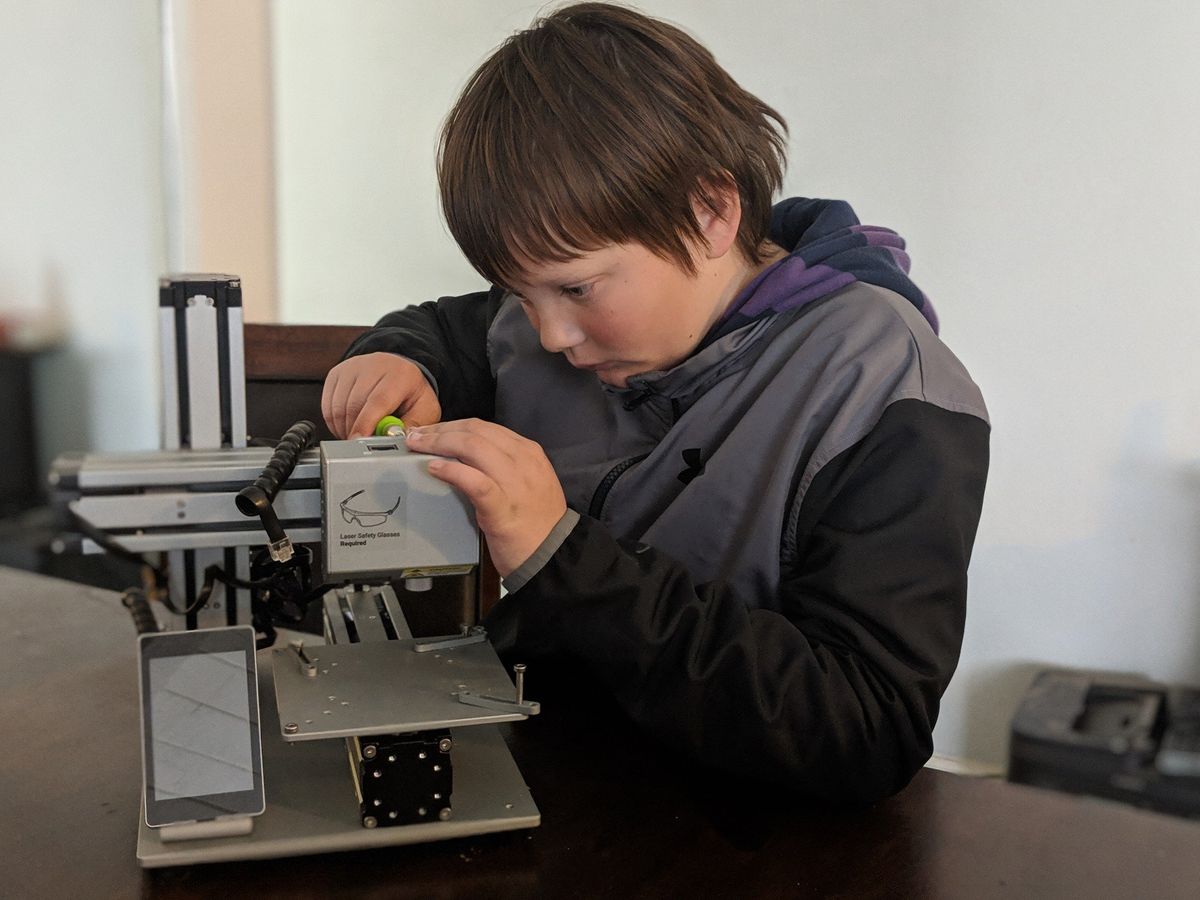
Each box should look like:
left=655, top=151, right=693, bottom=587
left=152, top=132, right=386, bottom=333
left=595, top=369, right=630, bottom=388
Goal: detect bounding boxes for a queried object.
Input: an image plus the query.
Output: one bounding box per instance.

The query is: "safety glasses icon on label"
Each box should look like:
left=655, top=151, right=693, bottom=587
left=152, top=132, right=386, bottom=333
left=339, top=490, right=402, bottom=528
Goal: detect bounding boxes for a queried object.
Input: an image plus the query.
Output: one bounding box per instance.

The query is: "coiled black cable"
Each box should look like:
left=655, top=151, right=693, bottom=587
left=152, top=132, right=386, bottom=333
left=235, top=420, right=315, bottom=519
left=122, top=588, right=160, bottom=634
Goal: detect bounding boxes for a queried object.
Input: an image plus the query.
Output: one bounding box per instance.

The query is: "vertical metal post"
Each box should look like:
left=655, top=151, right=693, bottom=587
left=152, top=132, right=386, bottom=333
left=159, top=274, right=250, bottom=628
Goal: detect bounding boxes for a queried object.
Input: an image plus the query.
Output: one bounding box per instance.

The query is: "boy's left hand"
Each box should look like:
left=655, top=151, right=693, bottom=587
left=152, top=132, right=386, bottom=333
left=404, top=420, right=567, bottom=578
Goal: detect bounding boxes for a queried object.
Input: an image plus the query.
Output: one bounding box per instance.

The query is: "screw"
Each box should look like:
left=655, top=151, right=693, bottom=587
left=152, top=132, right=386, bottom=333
left=363, top=744, right=377, bottom=759
left=438, top=737, right=453, bottom=753
left=418, top=807, right=427, bottom=817
left=438, top=807, right=452, bottom=821
left=363, top=816, right=378, bottom=829
left=284, top=722, right=299, bottom=734
left=514, top=663, right=527, bottom=704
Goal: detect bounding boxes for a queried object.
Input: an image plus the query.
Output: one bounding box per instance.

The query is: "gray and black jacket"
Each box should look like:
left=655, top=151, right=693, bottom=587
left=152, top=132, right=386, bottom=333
left=343, top=198, right=990, bottom=802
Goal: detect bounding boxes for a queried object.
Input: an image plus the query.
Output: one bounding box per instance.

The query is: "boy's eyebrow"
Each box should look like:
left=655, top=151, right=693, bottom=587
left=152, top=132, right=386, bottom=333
left=510, top=258, right=613, bottom=292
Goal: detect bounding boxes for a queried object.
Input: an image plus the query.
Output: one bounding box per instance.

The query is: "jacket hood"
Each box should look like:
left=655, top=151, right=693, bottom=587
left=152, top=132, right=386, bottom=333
left=709, top=197, right=938, bottom=343
left=613, top=197, right=937, bottom=404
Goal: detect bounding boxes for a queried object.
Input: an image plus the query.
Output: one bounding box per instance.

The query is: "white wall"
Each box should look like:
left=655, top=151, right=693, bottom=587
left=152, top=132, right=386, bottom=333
left=0, top=0, right=164, bottom=462
left=272, top=1, right=1200, bottom=765
left=271, top=1, right=532, bottom=318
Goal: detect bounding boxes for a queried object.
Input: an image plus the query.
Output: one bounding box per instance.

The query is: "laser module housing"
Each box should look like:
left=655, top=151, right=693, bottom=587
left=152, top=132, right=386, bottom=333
left=320, top=437, right=478, bottom=581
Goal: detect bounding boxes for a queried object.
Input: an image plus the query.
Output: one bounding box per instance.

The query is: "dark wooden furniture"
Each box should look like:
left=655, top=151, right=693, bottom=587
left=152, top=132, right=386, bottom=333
left=243, top=322, right=367, bottom=443
left=4, top=564, right=1200, bottom=900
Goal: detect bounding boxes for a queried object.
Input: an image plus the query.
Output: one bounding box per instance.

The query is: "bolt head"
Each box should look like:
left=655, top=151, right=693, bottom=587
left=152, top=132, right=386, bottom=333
left=283, top=722, right=299, bottom=734
left=362, top=744, right=377, bottom=759
left=438, top=737, right=453, bottom=753
left=438, top=807, right=452, bottom=821
left=363, top=816, right=378, bottom=829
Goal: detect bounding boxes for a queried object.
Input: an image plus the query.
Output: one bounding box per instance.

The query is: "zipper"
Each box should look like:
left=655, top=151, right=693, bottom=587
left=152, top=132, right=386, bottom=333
left=622, top=389, right=653, bottom=411
left=588, top=453, right=649, bottom=519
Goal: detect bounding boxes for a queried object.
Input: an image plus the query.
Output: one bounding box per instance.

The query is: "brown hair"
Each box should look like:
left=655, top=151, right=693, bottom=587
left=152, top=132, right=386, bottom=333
left=437, top=2, right=788, bottom=289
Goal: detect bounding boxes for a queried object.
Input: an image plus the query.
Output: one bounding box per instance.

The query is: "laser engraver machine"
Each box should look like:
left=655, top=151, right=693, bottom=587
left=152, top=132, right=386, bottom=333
left=49, top=275, right=540, bottom=868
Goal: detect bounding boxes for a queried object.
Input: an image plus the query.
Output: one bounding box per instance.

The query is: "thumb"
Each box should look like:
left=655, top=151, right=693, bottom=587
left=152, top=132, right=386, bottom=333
left=399, top=390, right=442, bottom=429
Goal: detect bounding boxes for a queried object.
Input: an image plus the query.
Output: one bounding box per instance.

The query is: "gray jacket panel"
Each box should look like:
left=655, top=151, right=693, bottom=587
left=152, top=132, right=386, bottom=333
left=489, top=281, right=988, bottom=611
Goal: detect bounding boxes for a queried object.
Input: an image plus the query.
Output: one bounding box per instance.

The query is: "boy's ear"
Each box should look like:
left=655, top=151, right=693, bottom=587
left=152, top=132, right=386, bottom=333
left=692, top=176, right=742, bottom=260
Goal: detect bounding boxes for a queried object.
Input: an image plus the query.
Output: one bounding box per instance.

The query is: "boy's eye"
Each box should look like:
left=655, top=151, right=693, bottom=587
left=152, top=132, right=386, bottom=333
left=561, top=283, right=592, bottom=299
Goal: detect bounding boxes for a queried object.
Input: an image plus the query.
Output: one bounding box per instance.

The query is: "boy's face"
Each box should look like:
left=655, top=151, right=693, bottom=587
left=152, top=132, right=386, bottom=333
left=509, top=242, right=734, bottom=388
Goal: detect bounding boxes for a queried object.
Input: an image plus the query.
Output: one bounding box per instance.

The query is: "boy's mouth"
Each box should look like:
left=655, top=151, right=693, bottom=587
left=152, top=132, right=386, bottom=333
left=568, top=356, right=611, bottom=372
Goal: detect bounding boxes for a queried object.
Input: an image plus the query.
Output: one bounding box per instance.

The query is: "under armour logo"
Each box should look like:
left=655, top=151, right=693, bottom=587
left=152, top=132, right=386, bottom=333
left=677, top=448, right=706, bottom=485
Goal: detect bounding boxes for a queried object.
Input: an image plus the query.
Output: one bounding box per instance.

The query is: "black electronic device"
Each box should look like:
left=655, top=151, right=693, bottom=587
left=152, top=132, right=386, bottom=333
left=1009, top=669, right=1200, bottom=819
left=351, top=729, right=454, bottom=827
left=137, top=626, right=265, bottom=829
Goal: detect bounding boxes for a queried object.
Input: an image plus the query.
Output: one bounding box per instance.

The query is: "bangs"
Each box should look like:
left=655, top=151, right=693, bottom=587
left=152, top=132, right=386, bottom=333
left=437, top=3, right=786, bottom=290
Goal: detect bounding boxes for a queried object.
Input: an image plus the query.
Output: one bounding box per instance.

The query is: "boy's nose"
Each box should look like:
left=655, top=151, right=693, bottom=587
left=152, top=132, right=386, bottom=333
left=536, top=308, right=585, bottom=354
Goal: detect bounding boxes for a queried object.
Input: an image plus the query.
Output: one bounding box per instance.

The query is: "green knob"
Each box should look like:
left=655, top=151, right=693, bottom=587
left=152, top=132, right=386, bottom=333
left=374, top=415, right=406, bottom=437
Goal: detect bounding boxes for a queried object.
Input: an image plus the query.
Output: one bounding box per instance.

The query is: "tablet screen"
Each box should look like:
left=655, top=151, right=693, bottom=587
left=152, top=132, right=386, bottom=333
left=139, top=627, right=265, bottom=827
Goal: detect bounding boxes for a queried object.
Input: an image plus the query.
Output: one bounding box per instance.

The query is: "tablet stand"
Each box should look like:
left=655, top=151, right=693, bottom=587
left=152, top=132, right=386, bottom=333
left=158, top=815, right=255, bottom=843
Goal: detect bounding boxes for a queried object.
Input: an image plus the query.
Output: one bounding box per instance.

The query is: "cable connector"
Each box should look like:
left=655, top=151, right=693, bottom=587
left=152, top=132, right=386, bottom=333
left=267, top=536, right=294, bottom=563
left=236, top=420, right=315, bottom=557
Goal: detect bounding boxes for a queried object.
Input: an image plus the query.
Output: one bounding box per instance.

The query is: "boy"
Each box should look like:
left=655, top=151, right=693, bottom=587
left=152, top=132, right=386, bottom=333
left=321, top=2, right=988, bottom=802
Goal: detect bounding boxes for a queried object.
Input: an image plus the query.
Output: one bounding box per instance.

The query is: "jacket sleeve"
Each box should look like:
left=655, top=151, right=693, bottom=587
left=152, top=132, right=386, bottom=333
left=341, top=286, right=506, bottom=422
left=486, top=398, right=989, bottom=803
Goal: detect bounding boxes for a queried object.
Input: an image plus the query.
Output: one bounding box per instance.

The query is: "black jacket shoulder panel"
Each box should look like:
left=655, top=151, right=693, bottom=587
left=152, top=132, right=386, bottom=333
left=342, top=286, right=505, bottom=421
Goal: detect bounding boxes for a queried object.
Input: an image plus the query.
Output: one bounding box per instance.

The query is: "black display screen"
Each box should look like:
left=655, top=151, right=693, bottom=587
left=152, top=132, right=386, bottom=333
left=138, top=626, right=265, bottom=827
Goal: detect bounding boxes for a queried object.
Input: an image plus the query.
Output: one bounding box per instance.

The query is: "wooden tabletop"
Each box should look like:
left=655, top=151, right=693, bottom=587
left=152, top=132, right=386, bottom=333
left=3, top=564, right=1199, bottom=899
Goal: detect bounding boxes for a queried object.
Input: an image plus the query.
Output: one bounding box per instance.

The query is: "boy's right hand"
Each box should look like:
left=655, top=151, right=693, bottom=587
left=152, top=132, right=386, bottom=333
left=321, top=352, right=442, bottom=439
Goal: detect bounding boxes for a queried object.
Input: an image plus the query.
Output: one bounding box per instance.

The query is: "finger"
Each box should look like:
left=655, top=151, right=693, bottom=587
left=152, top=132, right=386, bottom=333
left=320, top=370, right=340, bottom=436
left=410, top=418, right=532, bottom=454
left=402, top=389, right=442, bottom=429
left=405, top=427, right=516, bottom=477
left=345, top=375, right=430, bottom=437
left=325, top=363, right=368, bottom=439
left=424, top=457, right=501, bottom=510
left=330, top=372, right=360, bottom=440
left=343, top=371, right=391, bottom=438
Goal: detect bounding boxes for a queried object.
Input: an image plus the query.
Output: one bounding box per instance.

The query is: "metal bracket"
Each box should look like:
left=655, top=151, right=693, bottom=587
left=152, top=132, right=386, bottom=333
left=289, top=639, right=318, bottom=678
left=457, top=662, right=538, bottom=715
left=456, top=691, right=540, bottom=716
left=412, top=625, right=488, bottom=653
